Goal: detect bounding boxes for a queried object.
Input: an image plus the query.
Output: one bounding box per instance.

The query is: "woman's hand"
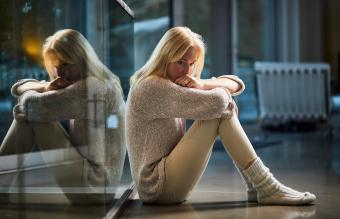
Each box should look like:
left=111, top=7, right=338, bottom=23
left=230, top=100, right=238, bottom=116
left=175, top=74, right=206, bottom=90
left=45, top=77, right=72, bottom=91
left=13, top=104, right=26, bottom=121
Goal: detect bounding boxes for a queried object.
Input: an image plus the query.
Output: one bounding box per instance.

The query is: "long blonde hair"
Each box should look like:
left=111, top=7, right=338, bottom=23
left=130, top=26, right=206, bottom=87
left=42, top=29, right=123, bottom=95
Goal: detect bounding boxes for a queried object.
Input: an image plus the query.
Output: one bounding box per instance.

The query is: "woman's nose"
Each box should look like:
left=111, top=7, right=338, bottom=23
left=55, top=67, right=66, bottom=78
left=56, top=69, right=63, bottom=77
left=182, top=64, right=190, bottom=74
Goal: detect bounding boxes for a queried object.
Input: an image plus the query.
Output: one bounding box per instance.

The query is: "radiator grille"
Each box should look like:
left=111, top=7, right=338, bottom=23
left=255, top=62, right=331, bottom=123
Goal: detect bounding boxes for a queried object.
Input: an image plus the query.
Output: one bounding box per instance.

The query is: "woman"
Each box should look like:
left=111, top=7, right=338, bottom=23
left=0, top=29, right=126, bottom=204
left=126, top=26, right=316, bottom=205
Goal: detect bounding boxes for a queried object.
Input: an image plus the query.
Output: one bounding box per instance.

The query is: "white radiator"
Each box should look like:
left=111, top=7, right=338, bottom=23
left=255, top=62, right=331, bottom=124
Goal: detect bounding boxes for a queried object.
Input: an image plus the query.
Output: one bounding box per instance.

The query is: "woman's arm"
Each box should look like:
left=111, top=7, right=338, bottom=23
left=131, top=78, right=233, bottom=120
left=15, top=79, right=91, bottom=122
left=201, top=77, right=241, bottom=93
left=11, top=79, right=46, bottom=97
left=175, top=74, right=245, bottom=96
left=16, top=81, right=48, bottom=95
left=14, top=78, right=73, bottom=96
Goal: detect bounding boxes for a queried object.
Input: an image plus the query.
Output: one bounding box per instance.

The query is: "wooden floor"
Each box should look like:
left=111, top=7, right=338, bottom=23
left=120, top=120, right=340, bottom=219
left=1, top=117, right=340, bottom=218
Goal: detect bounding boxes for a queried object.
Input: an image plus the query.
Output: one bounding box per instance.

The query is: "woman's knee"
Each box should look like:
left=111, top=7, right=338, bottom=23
left=14, top=120, right=58, bottom=129
left=193, top=118, right=220, bottom=129
left=30, top=121, right=59, bottom=127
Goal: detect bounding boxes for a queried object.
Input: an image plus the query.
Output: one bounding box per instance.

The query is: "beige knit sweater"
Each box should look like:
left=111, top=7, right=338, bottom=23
left=11, top=76, right=126, bottom=190
left=126, top=75, right=245, bottom=203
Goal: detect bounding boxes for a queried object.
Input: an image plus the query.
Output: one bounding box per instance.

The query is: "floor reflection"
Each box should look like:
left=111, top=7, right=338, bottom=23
left=0, top=201, right=112, bottom=219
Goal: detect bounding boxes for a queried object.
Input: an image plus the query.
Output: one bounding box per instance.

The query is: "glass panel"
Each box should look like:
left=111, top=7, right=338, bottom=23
left=236, top=0, right=276, bottom=122
left=0, top=0, right=133, bottom=217
left=110, top=0, right=134, bottom=98
left=181, top=0, right=212, bottom=79
left=127, top=0, right=170, bottom=71
left=109, top=0, right=134, bottom=200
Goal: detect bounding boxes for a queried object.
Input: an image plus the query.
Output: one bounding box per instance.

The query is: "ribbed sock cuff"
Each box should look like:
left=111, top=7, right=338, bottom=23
left=243, top=157, right=281, bottom=198
left=242, top=157, right=267, bottom=183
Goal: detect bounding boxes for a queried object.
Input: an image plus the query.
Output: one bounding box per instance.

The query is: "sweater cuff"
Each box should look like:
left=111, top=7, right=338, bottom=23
left=11, top=79, right=40, bottom=98
left=217, top=75, right=245, bottom=96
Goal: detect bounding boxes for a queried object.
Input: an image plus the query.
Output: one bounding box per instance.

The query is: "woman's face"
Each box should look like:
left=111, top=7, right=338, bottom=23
left=47, top=53, right=82, bottom=82
left=167, top=46, right=199, bottom=81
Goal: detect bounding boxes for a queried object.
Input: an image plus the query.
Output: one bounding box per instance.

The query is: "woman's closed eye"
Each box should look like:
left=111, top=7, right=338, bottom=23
left=177, top=60, right=196, bottom=67
left=177, top=60, right=187, bottom=66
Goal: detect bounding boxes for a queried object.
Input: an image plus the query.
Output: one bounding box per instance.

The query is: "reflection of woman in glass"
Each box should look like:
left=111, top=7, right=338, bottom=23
left=0, top=29, right=126, bottom=204
left=126, top=27, right=316, bottom=205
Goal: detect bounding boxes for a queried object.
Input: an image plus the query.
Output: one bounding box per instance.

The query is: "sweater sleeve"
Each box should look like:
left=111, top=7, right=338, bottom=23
left=216, top=75, right=245, bottom=96
left=18, top=79, right=89, bottom=121
left=11, top=79, right=41, bottom=98
left=131, top=78, right=233, bottom=120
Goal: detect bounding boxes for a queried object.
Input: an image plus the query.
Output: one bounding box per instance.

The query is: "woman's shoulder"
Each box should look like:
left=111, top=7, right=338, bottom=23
left=127, top=76, right=170, bottom=104
left=85, top=76, right=104, bottom=86
left=85, top=76, right=115, bottom=92
left=134, top=76, right=173, bottom=92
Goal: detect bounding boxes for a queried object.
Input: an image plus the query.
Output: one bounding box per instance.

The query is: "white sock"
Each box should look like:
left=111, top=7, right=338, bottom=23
left=233, top=161, right=257, bottom=202
left=242, top=158, right=316, bottom=205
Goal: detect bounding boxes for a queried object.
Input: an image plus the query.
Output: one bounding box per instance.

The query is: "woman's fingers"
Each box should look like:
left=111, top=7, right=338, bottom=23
left=175, top=75, right=187, bottom=84
left=187, top=80, right=195, bottom=88
left=174, top=75, right=205, bottom=90
left=186, top=77, right=203, bottom=89
left=49, top=77, right=72, bottom=90
left=175, top=75, right=193, bottom=87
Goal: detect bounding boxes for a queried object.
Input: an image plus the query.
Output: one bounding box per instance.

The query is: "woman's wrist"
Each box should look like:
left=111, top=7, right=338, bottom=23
left=201, top=79, right=217, bottom=90
left=200, top=80, right=208, bottom=90
left=35, top=81, right=48, bottom=92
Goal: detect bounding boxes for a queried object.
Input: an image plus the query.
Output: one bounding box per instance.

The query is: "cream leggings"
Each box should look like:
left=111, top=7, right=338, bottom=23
left=0, top=120, right=112, bottom=204
left=156, top=114, right=258, bottom=204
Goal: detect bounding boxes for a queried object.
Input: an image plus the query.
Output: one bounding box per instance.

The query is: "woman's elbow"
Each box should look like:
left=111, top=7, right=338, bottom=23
left=213, top=93, right=231, bottom=115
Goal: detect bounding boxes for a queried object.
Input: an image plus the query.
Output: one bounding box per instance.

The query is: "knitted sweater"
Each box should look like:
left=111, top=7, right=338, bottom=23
left=126, top=75, right=245, bottom=203
left=11, top=76, right=126, bottom=189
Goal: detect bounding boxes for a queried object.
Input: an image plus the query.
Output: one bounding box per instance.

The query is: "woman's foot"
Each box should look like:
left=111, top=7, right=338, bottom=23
left=242, top=158, right=316, bottom=205
left=258, top=184, right=316, bottom=205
